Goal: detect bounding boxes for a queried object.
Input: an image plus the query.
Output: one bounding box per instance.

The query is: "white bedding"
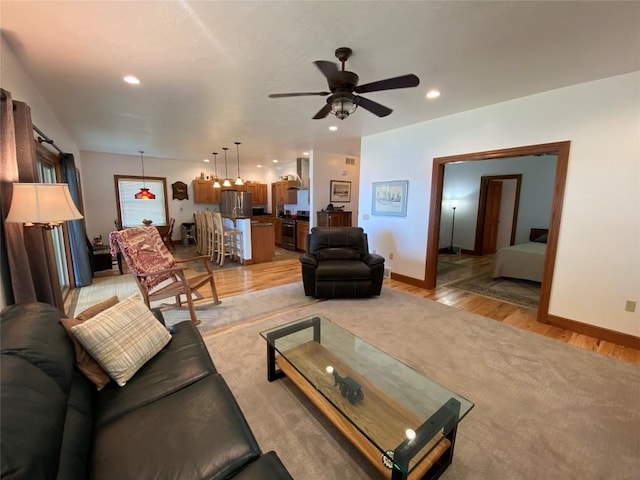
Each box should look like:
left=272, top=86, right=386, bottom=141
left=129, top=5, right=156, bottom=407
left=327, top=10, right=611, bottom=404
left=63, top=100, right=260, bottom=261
left=491, top=242, right=546, bottom=282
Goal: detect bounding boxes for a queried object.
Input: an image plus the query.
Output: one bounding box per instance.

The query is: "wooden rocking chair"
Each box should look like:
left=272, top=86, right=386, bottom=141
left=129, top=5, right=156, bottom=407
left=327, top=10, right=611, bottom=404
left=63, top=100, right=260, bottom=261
left=109, top=226, right=221, bottom=325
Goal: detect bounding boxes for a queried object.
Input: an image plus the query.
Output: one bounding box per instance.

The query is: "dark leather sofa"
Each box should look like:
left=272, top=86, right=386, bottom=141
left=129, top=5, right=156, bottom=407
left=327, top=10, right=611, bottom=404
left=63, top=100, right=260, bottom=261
left=0, top=302, right=292, bottom=480
left=300, top=227, right=385, bottom=298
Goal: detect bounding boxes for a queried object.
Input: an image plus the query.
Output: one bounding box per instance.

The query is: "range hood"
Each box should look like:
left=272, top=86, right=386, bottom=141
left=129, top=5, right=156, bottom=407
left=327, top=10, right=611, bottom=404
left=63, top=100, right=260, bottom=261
left=296, top=157, right=310, bottom=190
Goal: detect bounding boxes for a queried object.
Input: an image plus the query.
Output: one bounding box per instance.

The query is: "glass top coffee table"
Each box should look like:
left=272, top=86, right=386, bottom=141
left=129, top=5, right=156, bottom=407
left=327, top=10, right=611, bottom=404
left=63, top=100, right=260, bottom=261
left=261, top=314, right=474, bottom=480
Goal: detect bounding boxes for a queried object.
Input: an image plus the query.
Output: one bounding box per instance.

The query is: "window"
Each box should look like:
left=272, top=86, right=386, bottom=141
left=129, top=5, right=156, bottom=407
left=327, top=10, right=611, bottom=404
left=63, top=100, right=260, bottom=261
left=114, top=176, right=168, bottom=227
left=35, top=143, right=73, bottom=295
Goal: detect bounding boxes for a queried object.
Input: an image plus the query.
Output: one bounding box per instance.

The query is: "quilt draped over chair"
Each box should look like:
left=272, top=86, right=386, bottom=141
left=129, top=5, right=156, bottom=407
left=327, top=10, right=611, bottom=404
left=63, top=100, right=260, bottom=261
left=110, top=226, right=220, bottom=325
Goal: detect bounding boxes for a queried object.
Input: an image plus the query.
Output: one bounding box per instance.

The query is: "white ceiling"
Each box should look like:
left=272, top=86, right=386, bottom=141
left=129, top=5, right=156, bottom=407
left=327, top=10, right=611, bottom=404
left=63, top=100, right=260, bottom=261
left=1, top=1, right=638, bottom=169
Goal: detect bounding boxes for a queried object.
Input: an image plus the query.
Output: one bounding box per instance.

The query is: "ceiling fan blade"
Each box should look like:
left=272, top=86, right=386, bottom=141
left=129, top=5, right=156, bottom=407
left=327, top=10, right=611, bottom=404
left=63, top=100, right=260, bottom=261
left=269, top=92, right=330, bottom=98
left=354, top=74, right=420, bottom=94
left=314, top=60, right=340, bottom=80
left=355, top=96, right=393, bottom=117
left=312, top=103, right=332, bottom=119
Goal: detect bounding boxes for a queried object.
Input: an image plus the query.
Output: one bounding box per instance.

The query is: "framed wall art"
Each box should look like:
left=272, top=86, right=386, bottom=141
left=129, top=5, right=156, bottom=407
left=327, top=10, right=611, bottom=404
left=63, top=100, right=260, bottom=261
left=330, top=180, right=351, bottom=203
left=172, top=181, right=188, bottom=200
left=372, top=180, right=408, bottom=216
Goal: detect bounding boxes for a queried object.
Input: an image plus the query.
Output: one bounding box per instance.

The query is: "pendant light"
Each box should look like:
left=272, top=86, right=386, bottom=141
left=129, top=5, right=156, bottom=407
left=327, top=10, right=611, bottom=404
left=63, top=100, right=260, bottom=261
left=222, top=147, right=232, bottom=187
left=134, top=150, right=156, bottom=199
left=234, top=141, right=244, bottom=186
left=212, top=152, right=221, bottom=188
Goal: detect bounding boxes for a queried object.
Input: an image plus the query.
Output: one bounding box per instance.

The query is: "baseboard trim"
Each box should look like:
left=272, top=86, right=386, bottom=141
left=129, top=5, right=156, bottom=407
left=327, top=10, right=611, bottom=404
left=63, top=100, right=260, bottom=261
left=390, top=272, right=428, bottom=289
left=546, top=314, right=640, bottom=350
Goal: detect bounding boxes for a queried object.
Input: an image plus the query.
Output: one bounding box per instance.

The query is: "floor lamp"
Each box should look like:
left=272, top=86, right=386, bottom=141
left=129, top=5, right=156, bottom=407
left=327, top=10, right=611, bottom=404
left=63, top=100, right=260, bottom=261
left=5, top=183, right=84, bottom=310
left=446, top=199, right=458, bottom=254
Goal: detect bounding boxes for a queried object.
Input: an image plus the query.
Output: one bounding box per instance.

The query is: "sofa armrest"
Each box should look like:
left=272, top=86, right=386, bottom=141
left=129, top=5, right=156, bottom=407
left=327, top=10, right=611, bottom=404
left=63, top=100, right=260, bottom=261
left=299, top=253, right=317, bottom=267
left=362, top=253, right=385, bottom=267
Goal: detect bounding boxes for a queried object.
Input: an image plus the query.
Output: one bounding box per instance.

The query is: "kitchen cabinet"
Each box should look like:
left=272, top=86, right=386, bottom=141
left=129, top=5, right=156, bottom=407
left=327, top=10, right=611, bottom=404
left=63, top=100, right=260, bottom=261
left=250, top=222, right=275, bottom=264
left=273, top=217, right=282, bottom=245
left=251, top=215, right=275, bottom=224
left=221, top=184, right=246, bottom=193
left=272, top=180, right=298, bottom=205
left=296, top=220, right=309, bottom=251
left=316, top=211, right=352, bottom=227
left=246, top=183, right=268, bottom=204
left=193, top=180, right=221, bottom=204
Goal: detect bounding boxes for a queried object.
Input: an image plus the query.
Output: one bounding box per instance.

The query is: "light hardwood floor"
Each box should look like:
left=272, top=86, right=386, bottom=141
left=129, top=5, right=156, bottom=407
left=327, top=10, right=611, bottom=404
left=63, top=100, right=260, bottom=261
left=85, top=254, right=640, bottom=366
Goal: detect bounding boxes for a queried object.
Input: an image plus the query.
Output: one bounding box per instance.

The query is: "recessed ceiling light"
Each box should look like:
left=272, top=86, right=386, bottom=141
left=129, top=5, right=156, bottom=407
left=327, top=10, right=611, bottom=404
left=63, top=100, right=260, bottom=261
left=426, top=90, right=440, bottom=99
left=123, top=75, right=140, bottom=85
left=272, top=159, right=278, bottom=163
left=203, top=158, right=210, bottom=163
left=329, top=126, right=338, bottom=131
left=303, top=151, right=309, bottom=156
left=257, top=164, right=263, bottom=168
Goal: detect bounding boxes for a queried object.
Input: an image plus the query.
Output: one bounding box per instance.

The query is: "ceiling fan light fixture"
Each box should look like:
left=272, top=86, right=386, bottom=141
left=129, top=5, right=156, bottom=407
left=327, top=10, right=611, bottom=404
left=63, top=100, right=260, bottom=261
left=330, top=96, right=357, bottom=120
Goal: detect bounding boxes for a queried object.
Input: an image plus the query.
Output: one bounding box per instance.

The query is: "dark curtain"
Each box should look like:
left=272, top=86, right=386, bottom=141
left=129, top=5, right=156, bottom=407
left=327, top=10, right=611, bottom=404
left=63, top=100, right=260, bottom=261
left=60, top=153, right=92, bottom=287
left=0, top=88, right=57, bottom=307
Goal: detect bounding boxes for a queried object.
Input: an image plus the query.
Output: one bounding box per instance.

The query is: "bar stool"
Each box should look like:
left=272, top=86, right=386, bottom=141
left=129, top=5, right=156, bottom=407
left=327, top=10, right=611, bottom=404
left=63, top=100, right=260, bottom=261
left=204, top=211, right=218, bottom=262
left=212, top=212, right=243, bottom=266
left=194, top=211, right=207, bottom=255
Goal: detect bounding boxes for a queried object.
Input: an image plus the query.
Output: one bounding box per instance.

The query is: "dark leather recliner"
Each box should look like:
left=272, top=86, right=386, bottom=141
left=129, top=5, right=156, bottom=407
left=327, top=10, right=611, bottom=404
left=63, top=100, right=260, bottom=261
left=300, top=227, right=385, bottom=298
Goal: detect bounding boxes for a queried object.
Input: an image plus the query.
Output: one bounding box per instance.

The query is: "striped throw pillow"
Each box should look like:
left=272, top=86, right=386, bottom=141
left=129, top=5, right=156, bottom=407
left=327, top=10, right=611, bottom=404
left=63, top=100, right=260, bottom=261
left=70, top=296, right=171, bottom=386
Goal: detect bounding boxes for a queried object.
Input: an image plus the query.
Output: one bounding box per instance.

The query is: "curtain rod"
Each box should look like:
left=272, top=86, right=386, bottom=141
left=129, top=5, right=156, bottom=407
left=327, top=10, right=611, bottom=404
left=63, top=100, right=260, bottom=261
left=33, top=124, right=66, bottom=155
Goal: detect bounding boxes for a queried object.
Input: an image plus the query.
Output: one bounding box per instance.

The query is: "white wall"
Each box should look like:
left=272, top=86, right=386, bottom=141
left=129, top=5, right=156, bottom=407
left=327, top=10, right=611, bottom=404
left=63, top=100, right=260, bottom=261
left=440, top=155, right=557, bottom=251
left=1, top=35, right=82, bottom=168
left=360, top=72, right=640, bottom=337
left=310, top=150, right=360, bottom=227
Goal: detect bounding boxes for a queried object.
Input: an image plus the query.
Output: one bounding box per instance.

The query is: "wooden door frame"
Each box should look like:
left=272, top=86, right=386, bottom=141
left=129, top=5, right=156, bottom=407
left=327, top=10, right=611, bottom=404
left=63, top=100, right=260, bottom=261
left=425, top=141, right=570, bottom=324
left=473, top=174, right=522, bottom=255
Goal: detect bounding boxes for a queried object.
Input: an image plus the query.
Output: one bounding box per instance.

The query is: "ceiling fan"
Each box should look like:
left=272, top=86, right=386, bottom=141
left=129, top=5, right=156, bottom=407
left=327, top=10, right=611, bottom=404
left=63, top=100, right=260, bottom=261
left=268, top=47, right=420, bottom=120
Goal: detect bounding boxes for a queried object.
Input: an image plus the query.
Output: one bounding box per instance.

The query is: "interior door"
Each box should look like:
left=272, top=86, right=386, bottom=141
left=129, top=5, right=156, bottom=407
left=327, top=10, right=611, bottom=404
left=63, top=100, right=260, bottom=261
left=481, top=180, right=502, bottom=254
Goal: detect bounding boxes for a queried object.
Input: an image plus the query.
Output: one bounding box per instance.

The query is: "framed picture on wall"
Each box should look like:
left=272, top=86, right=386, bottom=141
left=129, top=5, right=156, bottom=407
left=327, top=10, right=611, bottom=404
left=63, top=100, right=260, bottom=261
left=372, top=180, right=408, bottom=216
left=330, top=180, right=351, bottom=203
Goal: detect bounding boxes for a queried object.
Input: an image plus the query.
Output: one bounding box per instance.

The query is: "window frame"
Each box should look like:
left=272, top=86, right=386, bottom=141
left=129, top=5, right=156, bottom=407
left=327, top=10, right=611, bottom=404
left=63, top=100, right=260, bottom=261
left=114, top=175, right=169, bottom=228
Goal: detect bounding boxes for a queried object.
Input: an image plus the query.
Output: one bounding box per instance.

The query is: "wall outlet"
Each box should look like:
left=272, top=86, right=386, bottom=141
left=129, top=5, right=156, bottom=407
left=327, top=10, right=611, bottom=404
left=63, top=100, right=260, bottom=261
left=625, top=300, right=637, bottom=313
left=363, top=213, right=370, bottom=220
left=389, top=253, right=394, bottom=260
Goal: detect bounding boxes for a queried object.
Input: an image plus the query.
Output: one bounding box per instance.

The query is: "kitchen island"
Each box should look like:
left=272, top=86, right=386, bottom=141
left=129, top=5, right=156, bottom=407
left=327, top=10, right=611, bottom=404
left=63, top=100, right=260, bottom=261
left=250, top=221, right=275, bottom=264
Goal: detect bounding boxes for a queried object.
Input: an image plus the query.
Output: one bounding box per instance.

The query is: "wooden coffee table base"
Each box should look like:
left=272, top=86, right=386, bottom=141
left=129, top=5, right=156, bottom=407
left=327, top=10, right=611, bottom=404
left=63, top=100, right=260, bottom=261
left=274, top=348, right=454, bottom=480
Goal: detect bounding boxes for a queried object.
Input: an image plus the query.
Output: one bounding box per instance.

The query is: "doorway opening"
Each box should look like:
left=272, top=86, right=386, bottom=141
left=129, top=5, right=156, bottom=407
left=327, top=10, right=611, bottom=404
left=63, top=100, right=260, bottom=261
left=475, top=174, right=522, bottom=255
left=426, top=141, right=570, bottom=324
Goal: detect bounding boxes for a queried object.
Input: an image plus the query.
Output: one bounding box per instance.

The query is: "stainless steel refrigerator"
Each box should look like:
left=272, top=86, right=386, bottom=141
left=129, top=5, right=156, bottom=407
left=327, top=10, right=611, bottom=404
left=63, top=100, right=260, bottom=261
left=220, top=191, right=252, bottom=218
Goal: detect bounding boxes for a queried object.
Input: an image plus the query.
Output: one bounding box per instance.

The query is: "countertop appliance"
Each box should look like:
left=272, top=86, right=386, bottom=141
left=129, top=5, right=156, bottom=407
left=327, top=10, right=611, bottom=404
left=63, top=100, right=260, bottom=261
left=221, top=191, right=252, bottom=218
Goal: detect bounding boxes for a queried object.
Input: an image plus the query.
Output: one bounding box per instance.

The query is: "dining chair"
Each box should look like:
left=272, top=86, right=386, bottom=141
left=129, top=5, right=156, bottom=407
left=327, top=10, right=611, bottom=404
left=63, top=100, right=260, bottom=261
left=160, top=217, right=176, bottom=251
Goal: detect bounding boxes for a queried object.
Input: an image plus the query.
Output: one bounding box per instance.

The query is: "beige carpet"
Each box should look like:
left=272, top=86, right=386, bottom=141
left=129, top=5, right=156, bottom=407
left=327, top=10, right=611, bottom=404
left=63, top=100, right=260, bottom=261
left=204, top=286, right=640, bottom=479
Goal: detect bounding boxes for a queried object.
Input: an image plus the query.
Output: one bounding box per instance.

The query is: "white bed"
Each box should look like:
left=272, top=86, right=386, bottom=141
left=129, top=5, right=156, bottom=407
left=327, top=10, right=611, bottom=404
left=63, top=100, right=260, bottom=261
left=491, top=229, right=548, bottom=282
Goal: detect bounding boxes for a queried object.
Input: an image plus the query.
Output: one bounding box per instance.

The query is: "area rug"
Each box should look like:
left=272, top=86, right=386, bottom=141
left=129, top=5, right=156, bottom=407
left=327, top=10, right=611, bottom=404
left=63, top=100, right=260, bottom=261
left=448, top=272, right=541, bottom=309
left=162, top=282, right=319, bottom=333
left=204, top=288, right=640, bottom=479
